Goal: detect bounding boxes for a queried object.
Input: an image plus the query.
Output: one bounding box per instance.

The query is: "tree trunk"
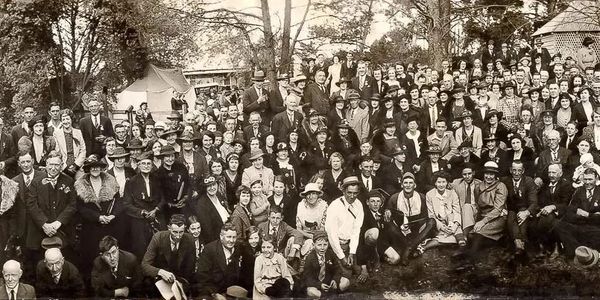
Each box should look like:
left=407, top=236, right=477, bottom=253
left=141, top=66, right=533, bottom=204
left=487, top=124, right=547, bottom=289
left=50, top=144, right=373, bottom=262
left=427, top=0, right=451, bottom=69
left=260, top=0, right=278, bottom=92
left=279, top=0, right=292, bottom=74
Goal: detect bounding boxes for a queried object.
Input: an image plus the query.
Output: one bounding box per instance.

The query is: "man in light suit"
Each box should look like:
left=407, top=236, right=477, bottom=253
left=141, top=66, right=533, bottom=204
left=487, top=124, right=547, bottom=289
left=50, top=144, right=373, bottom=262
left=451, top=163, right=482, bottom=237
left=1, top=260, right=35, bottom=300
left=454, top=111, right=483, bottom=157
left=427, top=118, right=458, bottom=161
left=79, top=99, right=114, bottom=157
left=346, top=91, right=370, bottom=143
left=242, top=70, right=271, bottom=124
left=304, top=70, right=330, bottom=115
left=271, top=94, right=303, bottom=143
left=351, top=62, right=377, bottom=101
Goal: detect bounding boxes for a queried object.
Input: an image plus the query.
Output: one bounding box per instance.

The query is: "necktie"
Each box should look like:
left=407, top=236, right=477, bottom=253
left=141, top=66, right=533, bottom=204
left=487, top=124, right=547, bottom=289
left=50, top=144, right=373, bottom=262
left=550, top=183, right=556, bottom=195
left=552, top=151, right=558, bottom=161
left=430, top=106, right=437, bottom=128
left=587, top=189, right=593, bottom=200
left=318, top=255, right=326, bottom=281
left=53, top=275, right=60, bottom=284
left=111, top=267, right=118, bottom=278
left=42, top=176, right=58, bottom=188
left=567, top=137, right=571, bottom=148
left=270, top=227, right=276, bottom=236
left=465, top=183, right=472, bottom=204
left=320, top=85, right=325, bottom=94
left=10, top=290, right=15, bottom=300
left=366, top=178, right=370, bottom=191
left=25, top=174, right=31, bottom=187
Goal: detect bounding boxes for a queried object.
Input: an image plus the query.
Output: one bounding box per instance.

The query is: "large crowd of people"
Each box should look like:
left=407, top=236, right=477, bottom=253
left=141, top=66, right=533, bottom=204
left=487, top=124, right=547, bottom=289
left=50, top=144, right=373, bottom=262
left=0, top=35, right=600, bottom=299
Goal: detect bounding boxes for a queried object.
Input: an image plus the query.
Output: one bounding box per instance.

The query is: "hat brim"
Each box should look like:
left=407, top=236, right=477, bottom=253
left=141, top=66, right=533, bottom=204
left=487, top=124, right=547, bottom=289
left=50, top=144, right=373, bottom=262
left=108, top=153, right=131, bottom=159
left=126, top=144, right=145, bottom=150
left=83, top=161, right=108, bottom=170
left=252, top=77, right=266, bottom=81
left=482, top=167, right=499, bottom=174
left=336, top=80, right=352, bottom=86
left=341, top=180, right=361, bottom=188
left=249, top=153, right=264, bottom=161
left=160, top=130, right=179, bottom=138
left=157, top=150, right=177, bottom=157
left=337, top=124, right=352, bottom=129
left=300, top=190, right=324, bottom=197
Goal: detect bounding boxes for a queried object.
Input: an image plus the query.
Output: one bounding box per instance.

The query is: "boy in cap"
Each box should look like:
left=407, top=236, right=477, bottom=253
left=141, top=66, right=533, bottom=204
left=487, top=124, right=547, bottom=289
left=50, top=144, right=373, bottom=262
left=302, top=231, right=350, bottom=298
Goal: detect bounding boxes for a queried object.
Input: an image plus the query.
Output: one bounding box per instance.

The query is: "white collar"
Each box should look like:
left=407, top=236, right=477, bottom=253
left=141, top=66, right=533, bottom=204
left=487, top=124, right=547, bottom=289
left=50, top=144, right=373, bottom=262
left=5, top=284, right=18, bottom=297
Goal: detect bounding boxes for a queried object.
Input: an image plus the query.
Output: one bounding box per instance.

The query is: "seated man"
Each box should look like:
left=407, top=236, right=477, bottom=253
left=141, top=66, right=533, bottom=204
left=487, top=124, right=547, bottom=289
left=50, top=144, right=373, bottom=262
left=383, top=172, right=435, bottom=265
left=141, top=214, right=195, bottom=293
left=451, top=163, right=482, bottom=238
left=501, top=161, right=538, bottom=258
left=91, top=235, right=142, bottom=298
left=196, top=222, right=246, bottom=299
left=554, top=168, right=600, bottom=258
left=35, top=248, right=85, bottom=299
left=258, top=206, right=304, bottom=264
left=1, top=260, right=35, bottom=299
left=529, top=163, right=573, bottom=257
left=302, top=231, right=350, bottom=299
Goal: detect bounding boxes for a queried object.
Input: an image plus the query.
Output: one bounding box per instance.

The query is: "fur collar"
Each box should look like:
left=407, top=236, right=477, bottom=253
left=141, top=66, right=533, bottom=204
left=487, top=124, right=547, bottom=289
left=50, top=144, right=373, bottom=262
left=0, top=176, right=19, bottom=215
left=75, top=172, right=119, bottom=203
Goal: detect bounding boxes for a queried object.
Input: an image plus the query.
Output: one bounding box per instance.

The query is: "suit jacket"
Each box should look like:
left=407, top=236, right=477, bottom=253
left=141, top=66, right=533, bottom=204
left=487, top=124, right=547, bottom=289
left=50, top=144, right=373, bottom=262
left=415, top=159, right=449, bottom=193
left=530, top=47, right=552, bottom=66
left=271, top=111, right=303, bottom=142
left=10, top=124, right=29, bottom=149
left=340, top=60, right=357, bottom=78
left=196, top=240, right=243, bottom=297
left=537, top=178, right=573, bottom=217
left=421, top=103, right=446, bottom=135
left=373, top=80, right=389, bottom=96
left=560, top=134, right=580, bottom=152
left=242, top=125, right=270, bottom=143
left=351, top=75, right=377, bottom=100
left=53, top=127, right=85, bottom=170
left=191, top=195, right=226, bottom=244
left=536, top=147, right=571, bottom=181
left=11, top=170, right=44, bottom=239
left=242, top=86, right=270, bottom=123
left=25, top=173, right=76, bottom=249
left=451, top=177, right=482, bottom=228
left=564, top=186, right=600, bottom=225
left=501, top=176, right=538, bottom=213
left=91, top=250, right=142, bottom=297
left=496, top=50, right=512, bottom=66
left=176, top=151, right=209, bottom=187
left=79, top=114, right=114, bottom=157
left=36, top=260, right=85, bottom=299
left=427, top=131, right=458, bottom=161
left=304, top=82, right=330, bottom=115
left=122, top=173, right=165, bottom=219
left=0, top=282, right=35, bottom=300
left=141, top=231, right=196, bottom=281
left=301, top=249, right=343, bottom=289
left=346, top=106, right=370, bottom=143
left=257, top=221, right=303, bottom=253
left=481, top=48, right=496, bottom=66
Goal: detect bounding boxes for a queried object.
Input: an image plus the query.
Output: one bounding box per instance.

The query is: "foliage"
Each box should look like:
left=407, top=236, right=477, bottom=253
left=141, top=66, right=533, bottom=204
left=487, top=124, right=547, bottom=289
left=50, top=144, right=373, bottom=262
left=369, top=26, right=429, bottom=67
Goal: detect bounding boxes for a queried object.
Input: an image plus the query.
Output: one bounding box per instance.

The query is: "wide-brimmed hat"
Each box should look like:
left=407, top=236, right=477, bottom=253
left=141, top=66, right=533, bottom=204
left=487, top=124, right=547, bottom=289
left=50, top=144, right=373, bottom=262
left=166, top=111, right=182, bottom=120
left=127, top=138, right=145, bottom=150
left=108, top=147, right=130, bottom=159
left=337, top=119, right=352, bottom=129
left=482, top=161, right=500, bottom=174
left=451, top=86, right=465, bottom=94
left=252, top=70, right=266, bottom=81
left=249, top=149, right=264, bottom=161
left=300, top=183, right=323, bottom=197
left=157, top=145, right=177, bottom=157
left=370, top=94, right=381, bottom=101
left=340, top=176, right=361, bottom=188
left=177, top=132, right=199, bottom=143
left=83, top=154, right=107, bottom=171
left=160, top=129, right=179, bottom=138
left=331, top=95, right=346, bottom=103
left=483, top=135, right=499, bottom=142
left=425, top=146, right=442, bottom=154
left=291, top=75, right=307, bottom=84
left=336, top=77, right=352, bottom=86
left=136, top=151, right=153, bottom=161
left=574, top=246, right=599, bottom=268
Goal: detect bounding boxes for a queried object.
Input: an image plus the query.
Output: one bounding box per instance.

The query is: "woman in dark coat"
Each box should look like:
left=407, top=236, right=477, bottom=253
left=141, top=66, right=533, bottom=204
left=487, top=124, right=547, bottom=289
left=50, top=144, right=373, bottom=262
left=330, top=120, right=361, bottom=160
left=230, top=185, right=254, bottom=241
left=239, top=226, right=262, bottom=296
left=322, top=152, right=348, bottom=203
left=505, top=135, right=536, bottom=177
left=224, top=153, right=242, bottom=209
left=75, top=155, right=124, bottom=275
left=26, top=115, right=56, bottom=169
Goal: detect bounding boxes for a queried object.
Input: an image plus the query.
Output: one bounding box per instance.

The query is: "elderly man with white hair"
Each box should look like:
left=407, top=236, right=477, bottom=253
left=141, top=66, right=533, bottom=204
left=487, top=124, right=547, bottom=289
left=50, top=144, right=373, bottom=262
left=35, top=248, right=85, bottom=299
left=535, top=129, right=571, bottom=187
left=271, top=93, right=303, bottom=142
left=1, top=260, right=35, bottom=299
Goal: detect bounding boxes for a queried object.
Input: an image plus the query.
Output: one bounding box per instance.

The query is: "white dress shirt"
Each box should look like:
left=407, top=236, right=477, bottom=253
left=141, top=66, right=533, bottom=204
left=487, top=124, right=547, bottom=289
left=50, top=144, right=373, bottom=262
left=325, top=196, right=364, bottom=259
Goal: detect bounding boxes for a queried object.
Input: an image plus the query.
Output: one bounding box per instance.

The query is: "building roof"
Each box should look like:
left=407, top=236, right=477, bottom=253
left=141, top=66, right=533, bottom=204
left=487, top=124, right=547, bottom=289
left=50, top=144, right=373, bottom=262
left=533, top=1, right=600, bottom=36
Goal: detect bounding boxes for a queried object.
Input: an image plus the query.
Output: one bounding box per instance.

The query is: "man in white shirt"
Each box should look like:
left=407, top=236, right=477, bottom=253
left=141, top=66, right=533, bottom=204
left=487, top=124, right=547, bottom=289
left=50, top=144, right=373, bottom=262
left=325, top=176, right=365, bottom=279
left=2, top=260, right=35, bottom=299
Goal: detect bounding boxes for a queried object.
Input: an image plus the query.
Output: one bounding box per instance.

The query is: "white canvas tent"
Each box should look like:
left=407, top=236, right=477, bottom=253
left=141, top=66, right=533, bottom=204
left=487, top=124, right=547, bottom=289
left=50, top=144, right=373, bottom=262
left=116, top=64, right=196, bottom=120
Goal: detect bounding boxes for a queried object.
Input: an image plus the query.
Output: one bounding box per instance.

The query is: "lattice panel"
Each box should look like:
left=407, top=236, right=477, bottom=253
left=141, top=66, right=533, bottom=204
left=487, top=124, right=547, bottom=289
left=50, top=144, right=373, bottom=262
left=546, top=32, right=600, bottom=61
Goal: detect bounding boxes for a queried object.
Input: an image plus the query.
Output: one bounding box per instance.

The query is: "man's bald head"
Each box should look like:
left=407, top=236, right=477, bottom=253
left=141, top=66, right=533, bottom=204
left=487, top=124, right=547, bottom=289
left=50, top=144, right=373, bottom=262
left=45, top=248, right=63, bottom=261
left=2, top=260, right=22, bottom=289
left=2, top=260, right=21, bottom=274
left=44, top=248, right=64, bottom=275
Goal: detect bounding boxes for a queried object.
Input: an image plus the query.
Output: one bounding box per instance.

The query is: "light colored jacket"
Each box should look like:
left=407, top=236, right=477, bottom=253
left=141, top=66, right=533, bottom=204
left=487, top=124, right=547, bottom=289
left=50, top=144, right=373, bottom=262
left=53, top=127, right=86, bottom=170
left=454, top=126, right=483, bottom=157
left=346, top=106, right=370, bottom=143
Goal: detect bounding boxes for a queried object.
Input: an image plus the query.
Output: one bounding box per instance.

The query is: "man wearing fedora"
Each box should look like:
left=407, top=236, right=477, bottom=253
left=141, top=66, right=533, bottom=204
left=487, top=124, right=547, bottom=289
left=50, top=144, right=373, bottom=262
left=346, top=90, right=370, bottom=143
left=325, top=176, right=366, bottom=280
left=142, top=214, right=196, bottom=295
left=25, top=150, right=76, bottom=263
left=155, top=145, right=191, bottom=221
left=242, top=70, right=271, bottom=124
left=79, top=99, right=114, bottom=157
left=271, top=93, right=303, bottom=143
left=123, top=151, right=165, bottom=259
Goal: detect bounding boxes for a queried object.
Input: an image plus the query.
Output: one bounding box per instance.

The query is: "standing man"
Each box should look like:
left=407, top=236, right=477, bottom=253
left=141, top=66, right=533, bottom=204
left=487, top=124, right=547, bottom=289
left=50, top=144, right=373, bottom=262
left=25, top=151, right=76, bottom=260
left=79, top=99, right=115, bottom=157
left=1, top=260, right=36, bottom=299
left=242, top=70, right=270, bottom=124
left=11, top=105, right=35, bottom=147
left=351, top=62, right=377, bottom=100
left=346, top=91, right=370, bottom=143
left=270, top=93, right=303, bottom=145
left=530, top=39, right=551, bottom=68
left=304, top=70, right=330, bottom=115
left=340, top=52, right=357, bottom=78
left=47, top=102, right=62, bottom=136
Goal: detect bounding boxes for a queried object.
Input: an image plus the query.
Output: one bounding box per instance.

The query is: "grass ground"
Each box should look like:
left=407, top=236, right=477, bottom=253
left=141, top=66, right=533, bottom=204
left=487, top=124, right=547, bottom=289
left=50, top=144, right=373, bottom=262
left=343, top=246, right=599, bottom=299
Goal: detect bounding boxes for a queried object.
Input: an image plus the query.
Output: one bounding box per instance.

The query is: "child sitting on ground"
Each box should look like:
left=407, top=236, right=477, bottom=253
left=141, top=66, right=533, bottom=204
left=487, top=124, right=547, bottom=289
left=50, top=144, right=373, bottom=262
left=302, top=231, right=350, bottom=298
left=253, top=238, right=294, bottom=299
